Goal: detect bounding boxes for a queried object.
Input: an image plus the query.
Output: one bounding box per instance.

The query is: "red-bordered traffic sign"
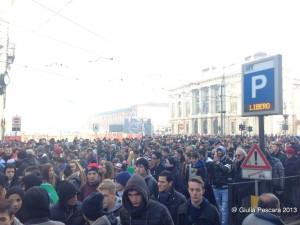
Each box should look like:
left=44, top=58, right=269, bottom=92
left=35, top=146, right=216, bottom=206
left=241, top=144, right=272, bottom=170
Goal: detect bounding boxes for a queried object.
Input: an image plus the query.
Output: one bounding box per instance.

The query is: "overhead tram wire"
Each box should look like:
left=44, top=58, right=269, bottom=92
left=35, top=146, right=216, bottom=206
left=0, top=18, right=111, bottom=60
left=31, top=0, right=107, bottom=41
left=36, top=0, right=74, bottom=29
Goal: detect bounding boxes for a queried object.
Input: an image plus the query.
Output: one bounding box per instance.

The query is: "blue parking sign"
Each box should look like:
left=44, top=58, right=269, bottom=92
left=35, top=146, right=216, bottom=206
left=242, top=55, right=282, bottom=116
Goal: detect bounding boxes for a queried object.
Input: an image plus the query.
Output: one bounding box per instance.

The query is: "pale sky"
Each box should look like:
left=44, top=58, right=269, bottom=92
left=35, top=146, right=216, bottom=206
left=3, top=0, right=300, bottom=134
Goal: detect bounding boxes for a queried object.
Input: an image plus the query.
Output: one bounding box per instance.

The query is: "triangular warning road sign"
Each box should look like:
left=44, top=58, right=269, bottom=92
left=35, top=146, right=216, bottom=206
left=241, top=144, right=272, bottom=170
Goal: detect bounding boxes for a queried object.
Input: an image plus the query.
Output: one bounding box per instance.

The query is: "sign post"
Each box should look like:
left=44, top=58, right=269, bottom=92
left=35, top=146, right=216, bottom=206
left=242, top=54, right=282, bottom=151
left=12, top=116, right=21, bottom=135
left=241, top=144, right=272, bottom=206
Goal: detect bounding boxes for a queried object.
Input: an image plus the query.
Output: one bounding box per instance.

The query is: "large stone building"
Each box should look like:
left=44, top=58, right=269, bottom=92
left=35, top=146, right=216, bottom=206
left=169, top=54, right=300, bottom=135
left=0, top=0, right=15, bottom=140
left=91, top=103, right=169, bottom=135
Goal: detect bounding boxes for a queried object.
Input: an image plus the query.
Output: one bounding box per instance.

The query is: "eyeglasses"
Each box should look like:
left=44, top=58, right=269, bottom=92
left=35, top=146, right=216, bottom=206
left=235, top=154, right=241, bottom=157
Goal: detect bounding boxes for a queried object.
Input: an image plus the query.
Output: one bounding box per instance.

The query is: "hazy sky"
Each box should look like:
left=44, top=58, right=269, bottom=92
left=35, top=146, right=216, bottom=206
left=4, top=0, right=300, bottom=134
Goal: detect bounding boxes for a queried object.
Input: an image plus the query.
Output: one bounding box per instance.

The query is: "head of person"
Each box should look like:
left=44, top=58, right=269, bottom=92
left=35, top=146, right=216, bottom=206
left=188, top=176, right=205, bottom=206
left=123, top=175, right=148, bottom=210
left=235, top=147, right=247, bottom=162
left=158, top=170, right=173, bottom=193
left=21, top=174, right=42, bottom=191
left=102, top=161, right=114, bottom=179
left=271, top=142, right=281, bottom=154
left=164, top=156, right=177, bottom=170
left=81, top=192, right=105, bottom=223
left=56, top=181, right=78, bottom=206
left=69, top=160, right=79, bottom=173
left=162, top=147, right=170, bottom=159
left=285, top=146, right=296, bottom=159
left=151, top=151, right=162, bottom=167
left=257, top=193, right=280, bottom=210
left=98, top=179, right=116, bottom=210
left=5, top=187, right=24, bottom=215
left=86, top=163, right=101, bottom=185
left=4, top=146, right=12, bottom=158
left=134, top=158, right=149, bottom=177
left=4, top=165, right=16, bottom=181
left=0, top=199, right=15, bottom=225
left=40, top=163, right=55, bottom=183
left=115, top=171, right=131, bottom=193
left=22, top=187, right=50, bottom=222
left=190, top=151, right=200, bottom=165
left=23, top=166, right=41, bottom=177
left=216, top=146, right=226, bottom=158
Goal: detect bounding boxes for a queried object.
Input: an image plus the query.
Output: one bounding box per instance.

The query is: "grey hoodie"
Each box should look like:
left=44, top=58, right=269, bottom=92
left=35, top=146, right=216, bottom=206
left=92, top=215, right=111, bottom=225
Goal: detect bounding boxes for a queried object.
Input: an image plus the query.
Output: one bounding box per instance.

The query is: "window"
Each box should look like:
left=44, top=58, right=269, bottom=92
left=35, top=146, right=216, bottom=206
left=192, top=89, right=200, bottom=115
left=201, top=87, right=209, bottom=114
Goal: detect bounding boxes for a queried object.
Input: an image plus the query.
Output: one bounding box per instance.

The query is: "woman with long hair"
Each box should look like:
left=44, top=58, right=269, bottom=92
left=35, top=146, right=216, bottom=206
left=63, top=160, right=86, bottom=189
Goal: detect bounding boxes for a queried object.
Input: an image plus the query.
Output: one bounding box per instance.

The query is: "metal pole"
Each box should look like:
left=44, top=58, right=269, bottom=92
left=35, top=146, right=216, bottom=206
left=258, top=115, right=265, bottom=152
left=255, top=180, right=259, bottom=196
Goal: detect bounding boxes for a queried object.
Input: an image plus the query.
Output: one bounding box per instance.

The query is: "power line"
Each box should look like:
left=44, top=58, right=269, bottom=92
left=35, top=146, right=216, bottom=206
left=36, top=0, right=74, bottom=29
left=31, top=0, right=107, bottom=41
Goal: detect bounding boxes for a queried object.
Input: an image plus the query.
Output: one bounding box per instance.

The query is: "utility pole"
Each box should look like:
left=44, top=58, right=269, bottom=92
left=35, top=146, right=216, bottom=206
left=220, top=70, right=226, bottom=136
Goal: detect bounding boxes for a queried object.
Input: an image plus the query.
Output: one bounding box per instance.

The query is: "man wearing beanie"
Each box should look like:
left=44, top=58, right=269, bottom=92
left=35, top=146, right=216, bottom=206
left=120, top=174, right=174, bottom=225
left=50, top=181, right=84, bottom=225
left=115, top=171, right=131, bottom=198
left=81, top=192, right=113, bottom=225
left=79, top=163, right=102, bottom=201
left=22, top=187, right=64, bottom=225
left=284, top=146, right=300, bottom=209
left=135, top=157, right=158, bottom=198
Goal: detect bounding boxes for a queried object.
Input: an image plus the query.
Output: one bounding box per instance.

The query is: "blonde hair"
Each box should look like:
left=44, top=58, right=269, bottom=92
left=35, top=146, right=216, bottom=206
left=98, top=179, right=116, bottom=194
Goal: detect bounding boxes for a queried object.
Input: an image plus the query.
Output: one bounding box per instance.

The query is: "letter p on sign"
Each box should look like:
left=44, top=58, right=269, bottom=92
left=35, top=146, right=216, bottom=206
left=252, top=75, right=267, bottom=98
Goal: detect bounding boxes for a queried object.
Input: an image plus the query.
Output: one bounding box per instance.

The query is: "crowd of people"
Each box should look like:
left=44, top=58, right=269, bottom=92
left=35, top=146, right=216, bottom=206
left=0, top=134, right=299, bottom=225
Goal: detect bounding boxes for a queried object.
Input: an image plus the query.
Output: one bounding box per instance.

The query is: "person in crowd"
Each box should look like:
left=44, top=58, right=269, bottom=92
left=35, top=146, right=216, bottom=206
left=1, top=144, right=16, bottom=165
left=98, top=179, right=121, bottom=223
left=270, top=142, right=286, bottom=165
left=134, top=157, right=158, bottom=198
left=21, top=174, right=42, bottom=191
left=22, top=187, right=65, bottom=225
left=4, top=164, right=18, bottom=189
left=242, top=193, right=285, bottom=225
left=39, top=164, right=59, bottom=205
left=156, top=170, right=186, bottom=225
left=5, top=187, right=25, bottom=223
left=231, top=146, right=253, bottom=224
left=0, top=199, right=23, bottom=225
left=40, top=163, right=59, bottom=187
left=150, top=151, right=165, bottom=181
left=50, top=181, right=84, bottom=225
left=115, top=171, right=131, bottom=198
left=15, top=151, right=39, bottom=178
left=207, top=146, right=232, bottom=225
left=175, top=149, right=186, bottom=180
left=187, top=151, right=208, bottom=182
left=120, top=174, right=174, bottom=225
left=164, top=156, right=184, bottom=193
left=101, top=161, right=115, bottom=180
left=79, top=163, right=102, bottom=201
left=177, top=176, right=220, bottom=225
left=0, top=173, right=8, bottom=200
left=283, top=146, right=300, bottom=208
left=81, top=192, right=114, bottom=225
left=63, top=160, right=86, bottom=190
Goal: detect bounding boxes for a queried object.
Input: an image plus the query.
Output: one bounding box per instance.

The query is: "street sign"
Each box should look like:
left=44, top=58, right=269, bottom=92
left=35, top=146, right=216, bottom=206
left=241, top=144, right=272, bottom=180
left=242, top=55, right=282, bottom=116
left=12, top=116, right=21, bottom=132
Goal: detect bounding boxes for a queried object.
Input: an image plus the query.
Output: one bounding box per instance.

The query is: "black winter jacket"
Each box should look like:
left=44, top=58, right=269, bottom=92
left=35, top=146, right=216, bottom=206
left=50, top=202, right=85, bottom=225
left=177, top=198, right=220, bottom=225
left=120, top=174, right=174, bottom=225
left=155, top=189, right=186, bottom=225
left=208, top=157, right=232, bottom=187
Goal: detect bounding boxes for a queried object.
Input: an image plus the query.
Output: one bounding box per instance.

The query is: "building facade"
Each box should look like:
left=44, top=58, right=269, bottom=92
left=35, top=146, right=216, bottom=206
left=169, top=55, right=300, bottom=135
left=91, top=103, right=169, bottom=135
